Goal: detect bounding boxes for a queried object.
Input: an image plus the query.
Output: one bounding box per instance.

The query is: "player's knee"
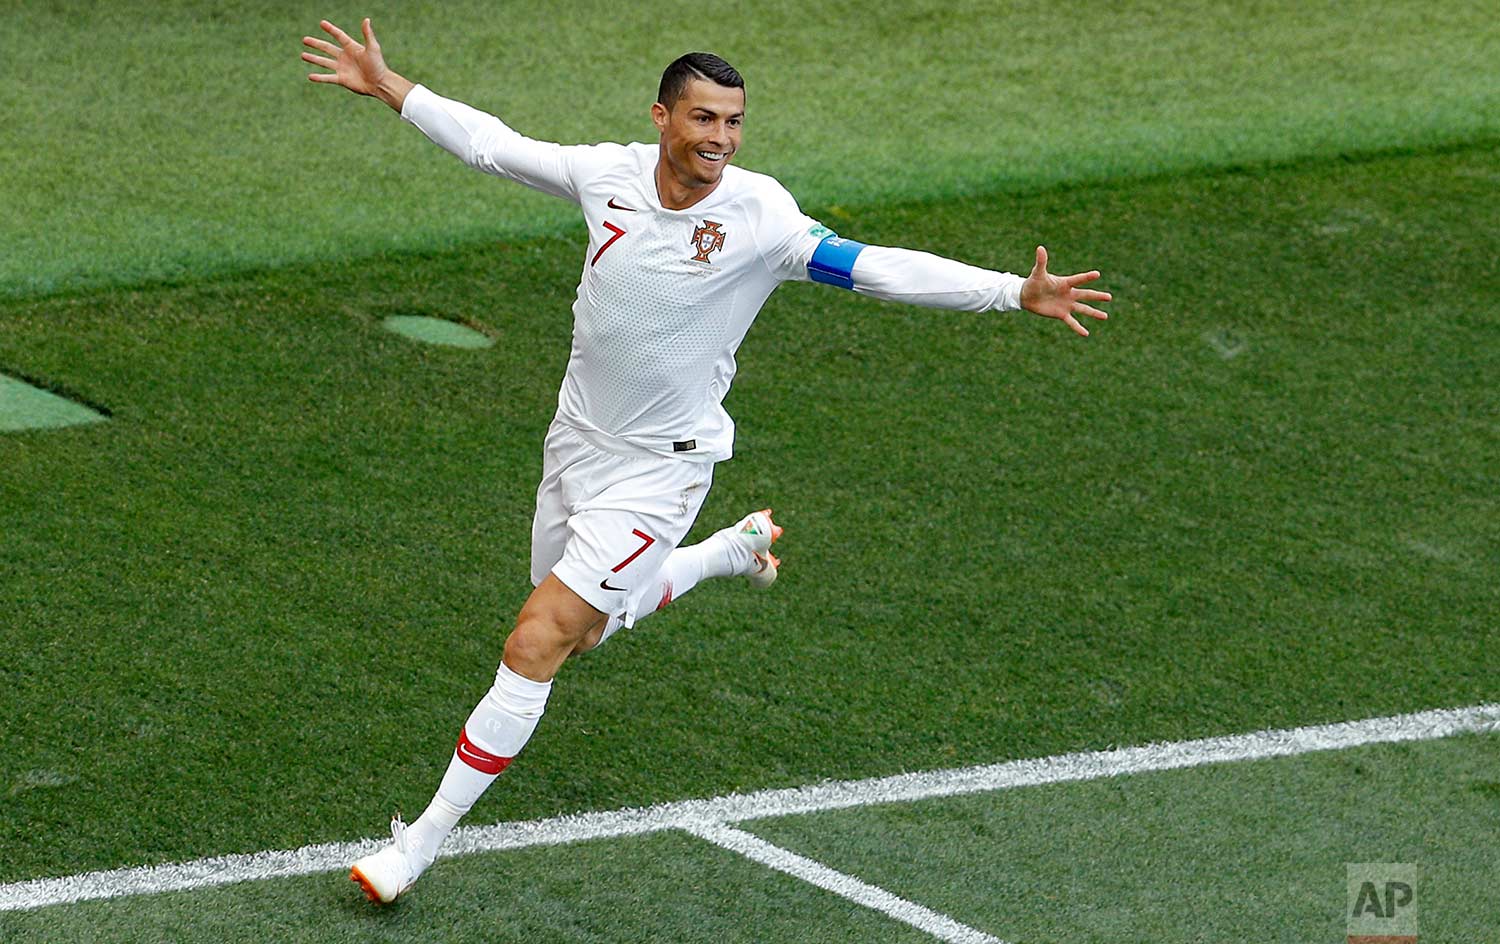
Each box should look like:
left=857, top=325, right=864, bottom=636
left=505, top=607, right=598, bottom=674
left=502, top=616, right=561, bottom=676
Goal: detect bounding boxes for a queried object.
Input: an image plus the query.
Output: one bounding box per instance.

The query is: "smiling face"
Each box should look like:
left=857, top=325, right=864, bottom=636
left=651, top=78, right=744, bottom=209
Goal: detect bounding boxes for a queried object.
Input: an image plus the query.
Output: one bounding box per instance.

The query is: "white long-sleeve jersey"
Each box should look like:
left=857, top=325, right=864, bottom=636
left=401, top=84, right=1024, bottom=461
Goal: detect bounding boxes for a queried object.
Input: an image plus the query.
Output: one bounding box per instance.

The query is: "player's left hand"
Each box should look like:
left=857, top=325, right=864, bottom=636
left=302, top=18, right=388, bottom=97
left=1020, top=245, right=1111, bottom=337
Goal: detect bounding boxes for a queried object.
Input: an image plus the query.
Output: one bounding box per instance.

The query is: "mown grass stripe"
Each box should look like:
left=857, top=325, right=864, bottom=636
left=6, top=0, right=1497, bottom=301
left=3, top=703, right=1494, bottom=913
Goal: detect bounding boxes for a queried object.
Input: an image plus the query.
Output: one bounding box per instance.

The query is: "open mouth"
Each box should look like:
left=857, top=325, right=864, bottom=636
left=695, top=150, right=728, bottom=164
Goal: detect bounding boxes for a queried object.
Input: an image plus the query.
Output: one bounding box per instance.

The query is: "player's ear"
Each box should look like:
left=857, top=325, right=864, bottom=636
left=650, top=101, right=669, bottom=134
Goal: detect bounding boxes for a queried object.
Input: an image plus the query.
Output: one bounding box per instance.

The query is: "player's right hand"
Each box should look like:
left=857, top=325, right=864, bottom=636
left=302, top=18, right=387, bottom=96
left=1019, top=245, right=1111, bottom=337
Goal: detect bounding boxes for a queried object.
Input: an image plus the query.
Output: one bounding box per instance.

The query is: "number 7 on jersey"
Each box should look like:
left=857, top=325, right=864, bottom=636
left=591, top=221, right=627, bottom=266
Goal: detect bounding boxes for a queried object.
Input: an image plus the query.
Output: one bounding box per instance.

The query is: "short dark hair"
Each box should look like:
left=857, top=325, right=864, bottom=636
left=657, top=53, right=744, bottom=109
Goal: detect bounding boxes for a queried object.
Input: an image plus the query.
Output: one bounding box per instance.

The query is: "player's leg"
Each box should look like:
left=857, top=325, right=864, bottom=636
left=649, top=507, right=782, bottom=603
left=398, top=422, right=602, bottom=854
left=350, top=425, right=596, bottom=904
left=350, top=575, right=602, bottom=904
left=403, top=575, right=601, bottom=859
left=579, top=508, right=783, bottom=652
left=402, top=504, right=685, bottom=835
left=351, top=434, right=702, bottom=903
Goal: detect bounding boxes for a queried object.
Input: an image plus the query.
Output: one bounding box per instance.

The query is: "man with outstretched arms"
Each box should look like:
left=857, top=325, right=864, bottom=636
left=302, top=17, right=1110, bottom=904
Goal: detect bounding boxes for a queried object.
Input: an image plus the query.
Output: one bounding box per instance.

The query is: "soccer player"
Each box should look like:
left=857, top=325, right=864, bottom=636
left=302, top=17, right=1110, bottom=903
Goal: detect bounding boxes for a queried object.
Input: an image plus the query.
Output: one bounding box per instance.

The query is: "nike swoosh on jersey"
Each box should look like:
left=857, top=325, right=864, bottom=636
left=607, top=197, right=637, bottom=211
left=600, top=578, right=628, bottom=592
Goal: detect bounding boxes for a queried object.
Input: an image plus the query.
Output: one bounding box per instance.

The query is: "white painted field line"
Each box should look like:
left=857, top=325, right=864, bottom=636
left=685, top=822, right=1006, bottom=944
left=3, top=702, right=1496, bottom=912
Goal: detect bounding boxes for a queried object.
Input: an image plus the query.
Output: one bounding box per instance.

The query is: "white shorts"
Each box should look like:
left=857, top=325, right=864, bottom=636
left=532, top=420, right=714, bottom=622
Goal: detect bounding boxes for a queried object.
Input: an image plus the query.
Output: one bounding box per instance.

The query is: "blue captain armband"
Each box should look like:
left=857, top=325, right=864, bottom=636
left=807, top=235, right=868, bottom=290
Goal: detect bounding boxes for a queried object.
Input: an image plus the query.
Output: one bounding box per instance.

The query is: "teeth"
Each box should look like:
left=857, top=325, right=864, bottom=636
left=696, top=151, right=725, bottom=161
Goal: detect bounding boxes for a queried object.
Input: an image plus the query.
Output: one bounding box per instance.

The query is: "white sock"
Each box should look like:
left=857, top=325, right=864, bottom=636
left=406, top=662, right=551, bottom=863
left=651, top=530, right=755, bottom=608
left=706, top=526, right=759, bottom=579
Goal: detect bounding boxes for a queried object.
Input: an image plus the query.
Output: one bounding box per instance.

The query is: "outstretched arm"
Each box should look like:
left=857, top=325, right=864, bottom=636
left=302, top=17, right=413, bottom=112
left=301, top=18, right=584, bottom=201
left=807, top=237, right=1111, bottom=337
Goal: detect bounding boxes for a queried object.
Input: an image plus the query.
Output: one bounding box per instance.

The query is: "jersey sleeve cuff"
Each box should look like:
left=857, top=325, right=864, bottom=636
left=995, top=274, right=1024, bottom=313
left=399, top=83, right=433, bottom=123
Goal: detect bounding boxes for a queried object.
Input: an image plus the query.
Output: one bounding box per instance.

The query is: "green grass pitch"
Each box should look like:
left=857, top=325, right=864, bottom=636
left=2, top=1, right=1497, bottom=941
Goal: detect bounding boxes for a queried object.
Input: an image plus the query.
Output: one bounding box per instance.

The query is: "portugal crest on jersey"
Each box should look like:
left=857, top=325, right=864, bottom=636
left=690, top=220, right=726, bottom=263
